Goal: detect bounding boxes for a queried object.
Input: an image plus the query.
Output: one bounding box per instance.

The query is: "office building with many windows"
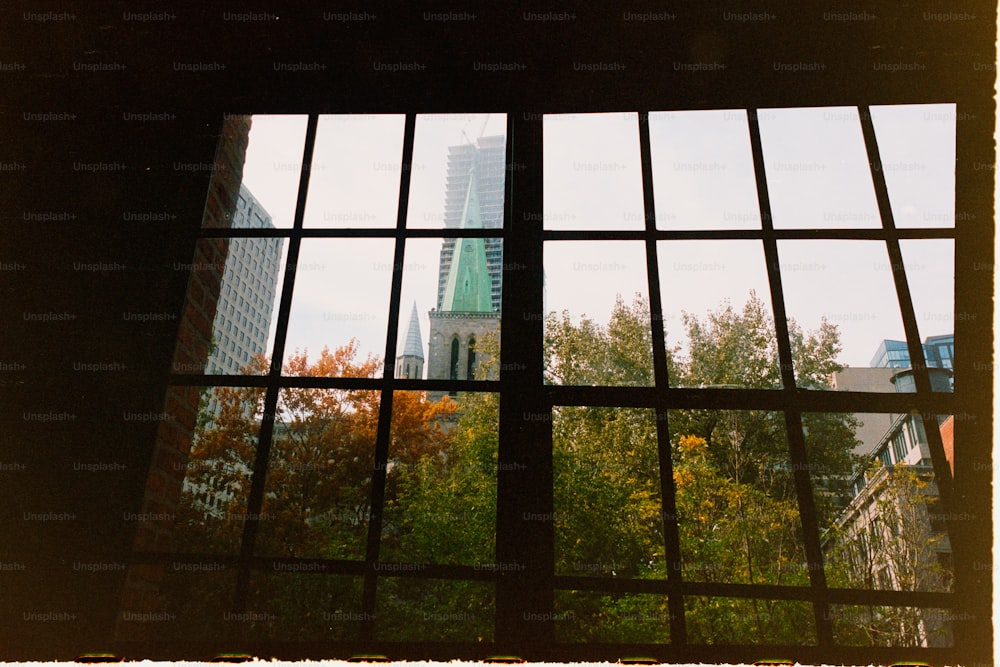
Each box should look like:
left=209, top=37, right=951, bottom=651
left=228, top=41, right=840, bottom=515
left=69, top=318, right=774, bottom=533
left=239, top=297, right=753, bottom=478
left=870, top=334, right=955, bottom=371
left=204, top=185, right=283, bottom=376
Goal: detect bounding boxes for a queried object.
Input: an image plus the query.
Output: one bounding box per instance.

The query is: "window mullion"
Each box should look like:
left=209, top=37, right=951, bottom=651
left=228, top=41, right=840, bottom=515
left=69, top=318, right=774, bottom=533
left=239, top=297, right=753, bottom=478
left=637, top=109, right=688, bottom=644
left=359, top=112, right=418, bottom=641
left=747, top=108, right=834, bottom=646
left=496, top=112, right=553, bottom=650
left=858, top=103, right=956, bottom=496
left=233, top=113, right=320, bottom=619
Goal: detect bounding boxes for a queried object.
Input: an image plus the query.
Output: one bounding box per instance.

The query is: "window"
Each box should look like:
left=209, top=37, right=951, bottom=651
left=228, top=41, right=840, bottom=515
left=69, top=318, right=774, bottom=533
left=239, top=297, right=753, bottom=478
left=892, top=432, right=908, bottom=462
left=879, top=448, right=892, bottom=467
left=449, top=337, right=459, bottom=380
left=127, top=106, right=965, bottom=660
left=467, top=335, right=476, bottom=380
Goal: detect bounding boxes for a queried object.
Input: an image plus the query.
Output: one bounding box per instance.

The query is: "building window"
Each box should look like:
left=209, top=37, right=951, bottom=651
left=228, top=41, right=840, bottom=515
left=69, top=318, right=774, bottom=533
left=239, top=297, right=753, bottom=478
left=879, top=448, right=892, bottom=467
left=467, top=335, right=476, bottom=379
left=449, top=337, right=459, bottom=381
left=892, top=432, right=908, bottom=462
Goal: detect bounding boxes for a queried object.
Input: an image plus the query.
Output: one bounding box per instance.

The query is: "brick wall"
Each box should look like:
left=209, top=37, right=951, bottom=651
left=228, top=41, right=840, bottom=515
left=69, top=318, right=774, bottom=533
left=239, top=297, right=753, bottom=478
left=116, top=115, right=250, bottom=641
left=939, top=415, right=955, bottom=476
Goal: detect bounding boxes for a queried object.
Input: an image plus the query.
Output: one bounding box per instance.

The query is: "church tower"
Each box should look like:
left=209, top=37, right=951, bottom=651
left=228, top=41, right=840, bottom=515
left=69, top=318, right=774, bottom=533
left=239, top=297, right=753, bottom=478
left=394, top=301, right=425, bottom=379
left=427, top=166, right=501, bottom=399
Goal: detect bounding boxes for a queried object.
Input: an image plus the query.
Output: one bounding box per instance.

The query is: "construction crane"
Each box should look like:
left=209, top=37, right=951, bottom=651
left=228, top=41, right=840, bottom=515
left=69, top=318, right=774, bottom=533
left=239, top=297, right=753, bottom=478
left=460, top=114, right=491, bottom=146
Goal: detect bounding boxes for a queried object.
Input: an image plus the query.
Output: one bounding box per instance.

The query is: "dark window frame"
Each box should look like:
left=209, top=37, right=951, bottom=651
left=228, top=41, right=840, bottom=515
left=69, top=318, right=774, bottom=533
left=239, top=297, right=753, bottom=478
left=131, top=105, right=976, bottom=664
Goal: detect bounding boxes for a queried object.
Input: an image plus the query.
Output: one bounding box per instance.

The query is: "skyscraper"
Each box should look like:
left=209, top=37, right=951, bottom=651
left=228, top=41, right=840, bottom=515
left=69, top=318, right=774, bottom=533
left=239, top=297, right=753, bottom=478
left=203, top=184, right=284, bottom=410
left=184, top=184, right=284, bottom=517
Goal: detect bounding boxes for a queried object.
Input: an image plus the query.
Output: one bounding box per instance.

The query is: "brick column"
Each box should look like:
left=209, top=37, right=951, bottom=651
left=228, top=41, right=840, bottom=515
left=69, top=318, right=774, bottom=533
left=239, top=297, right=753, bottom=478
left=116, top=115, right=250, bottom=641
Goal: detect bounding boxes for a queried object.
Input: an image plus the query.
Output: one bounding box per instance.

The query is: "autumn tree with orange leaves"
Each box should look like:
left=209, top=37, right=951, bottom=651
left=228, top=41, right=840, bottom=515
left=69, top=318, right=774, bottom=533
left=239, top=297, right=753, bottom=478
left=174, top=340, right=457, bottom=561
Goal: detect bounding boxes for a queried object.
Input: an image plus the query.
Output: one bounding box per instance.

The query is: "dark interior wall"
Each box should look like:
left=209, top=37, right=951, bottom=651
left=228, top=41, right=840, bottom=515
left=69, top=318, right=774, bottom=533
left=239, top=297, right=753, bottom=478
left=1, top=0, right=994, bottom=660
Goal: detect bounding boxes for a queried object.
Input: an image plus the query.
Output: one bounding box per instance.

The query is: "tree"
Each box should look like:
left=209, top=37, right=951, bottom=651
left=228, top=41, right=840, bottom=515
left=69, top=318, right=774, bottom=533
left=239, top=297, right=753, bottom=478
left=176, top=342, right=456, bottom=558
left=553, top=405, right=665, bottom=579
left=680, top=291, right=782, bottom=389
left=543, top=292, right=857, bottom=643
left=167, top=342, right=459, bottom=640
left=545, top=294, right=660, bottom=386
left=823, top=461, right=953, bottom=647
left=672, top=435, right=814, bottom=642
left=375, top=332, right=500, bottom=641
left=381, top=389, right=498, bottom=567
left=168, top=294, right=863, bottom=644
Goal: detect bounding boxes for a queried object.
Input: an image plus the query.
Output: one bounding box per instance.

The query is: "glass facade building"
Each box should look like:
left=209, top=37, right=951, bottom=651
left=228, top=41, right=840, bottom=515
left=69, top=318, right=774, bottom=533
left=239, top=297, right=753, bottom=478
left=870, top=334, right=954, bottom=370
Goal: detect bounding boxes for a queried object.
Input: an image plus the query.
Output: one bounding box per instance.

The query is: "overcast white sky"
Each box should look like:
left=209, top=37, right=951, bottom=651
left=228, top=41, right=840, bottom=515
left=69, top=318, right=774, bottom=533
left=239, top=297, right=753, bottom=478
left=236, top=105, right=955, bottom=377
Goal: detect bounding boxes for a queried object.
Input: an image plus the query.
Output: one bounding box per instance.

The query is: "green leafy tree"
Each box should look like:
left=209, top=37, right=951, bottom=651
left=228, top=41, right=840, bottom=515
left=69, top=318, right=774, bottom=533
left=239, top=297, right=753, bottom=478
left=545, top=294, right=661, bottom=386
left=542, top=292, right=856, bottom=643
left=553, top=405, right=666, bottom=579
left=672, top=435, right=808, bottom=586
left=673, top=434, right=814, bottom=642
left=680, top=291, right=782, bottom=389
left=670, top=293, right=858, bottom=514
left=381, top=389, right=498, bottom=567
left=376, top=332, right=500, bottom=641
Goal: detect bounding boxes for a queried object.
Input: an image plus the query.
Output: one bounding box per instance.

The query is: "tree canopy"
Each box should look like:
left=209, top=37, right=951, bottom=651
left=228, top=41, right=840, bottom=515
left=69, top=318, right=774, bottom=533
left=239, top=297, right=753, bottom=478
left=162, top=292, right=943, bottom=646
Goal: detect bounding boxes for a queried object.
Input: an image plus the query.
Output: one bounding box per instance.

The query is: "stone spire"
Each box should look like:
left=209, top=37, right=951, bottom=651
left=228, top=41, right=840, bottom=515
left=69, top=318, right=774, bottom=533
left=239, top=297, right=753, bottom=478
left=442, top=167, right=493, bottom=313
left=394, top=301, right=425, bottom=379
left=401, top=301, right=424, bottom=360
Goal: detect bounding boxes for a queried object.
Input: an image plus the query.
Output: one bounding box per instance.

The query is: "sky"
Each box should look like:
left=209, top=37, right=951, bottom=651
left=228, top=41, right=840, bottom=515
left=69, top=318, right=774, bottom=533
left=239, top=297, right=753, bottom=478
left=235, top=105, right=955, bottom=376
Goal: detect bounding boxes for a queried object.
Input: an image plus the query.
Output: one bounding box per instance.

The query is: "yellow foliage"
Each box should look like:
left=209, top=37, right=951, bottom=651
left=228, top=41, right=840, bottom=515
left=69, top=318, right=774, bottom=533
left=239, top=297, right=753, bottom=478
left=673, top=469, right=694, bottom=487
left=678, top=434, right=707, bottom=453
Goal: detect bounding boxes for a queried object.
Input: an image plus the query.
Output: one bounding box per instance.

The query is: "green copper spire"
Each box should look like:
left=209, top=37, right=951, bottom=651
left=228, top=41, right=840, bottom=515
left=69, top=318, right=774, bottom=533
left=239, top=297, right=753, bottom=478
left=442, top=167, right=493, bottom=313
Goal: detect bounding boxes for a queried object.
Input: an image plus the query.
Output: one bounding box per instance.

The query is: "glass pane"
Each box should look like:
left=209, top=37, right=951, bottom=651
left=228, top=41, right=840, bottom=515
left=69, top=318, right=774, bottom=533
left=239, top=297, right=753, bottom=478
left=810, top=412, right=954, bottom=594
left=544, top=112, right=645, bottom=230
left=397, top=238, right=502, bottom=383
left=154, top=569, right=237, bottom=641
left=170, top=238, right=288, bottom=376
left=375, top=578, right=494, bottom=641
left=777, top=240, right=906, bottom=389
left=553, top=407, right=665, bottom=579
left=900, top=239, right=955, bottom=390
left=669, top=410, right=810, bottom=585
left=381, top=391, right=497, bottom=566
left=649, top=109, right=761, bottom=229
left=254, top=389, right=380, bottom=560
left=282, top=238, right=395, bottom=374
left=544, top=241, right=653, bottom=386
left=829, top=605, right=954, bottom=647
left=554, top=590, right=671, bottom=643
left=870, top=104, right=956, bottom=228
left=759, top=107, right=881, bottom=229
left=800, top=411, right=875, bottom=536
left=406, top=114, right=507, bottom=229
left=221, top=114, right=308, bottom=229
left=303, top=114, right=406, bottom=228
left=685, top=597, right=815, bottom=644
left=173, top=385, right=266, bottom=555
left=657, top=240, right=779, bottom=388
left=245, top=573, right=364, bottom=641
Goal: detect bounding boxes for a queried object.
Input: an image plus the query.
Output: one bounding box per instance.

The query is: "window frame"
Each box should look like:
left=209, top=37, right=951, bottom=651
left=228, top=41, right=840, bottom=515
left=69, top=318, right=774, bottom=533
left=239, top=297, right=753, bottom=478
left=126, top=106, right=976, bottom=664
